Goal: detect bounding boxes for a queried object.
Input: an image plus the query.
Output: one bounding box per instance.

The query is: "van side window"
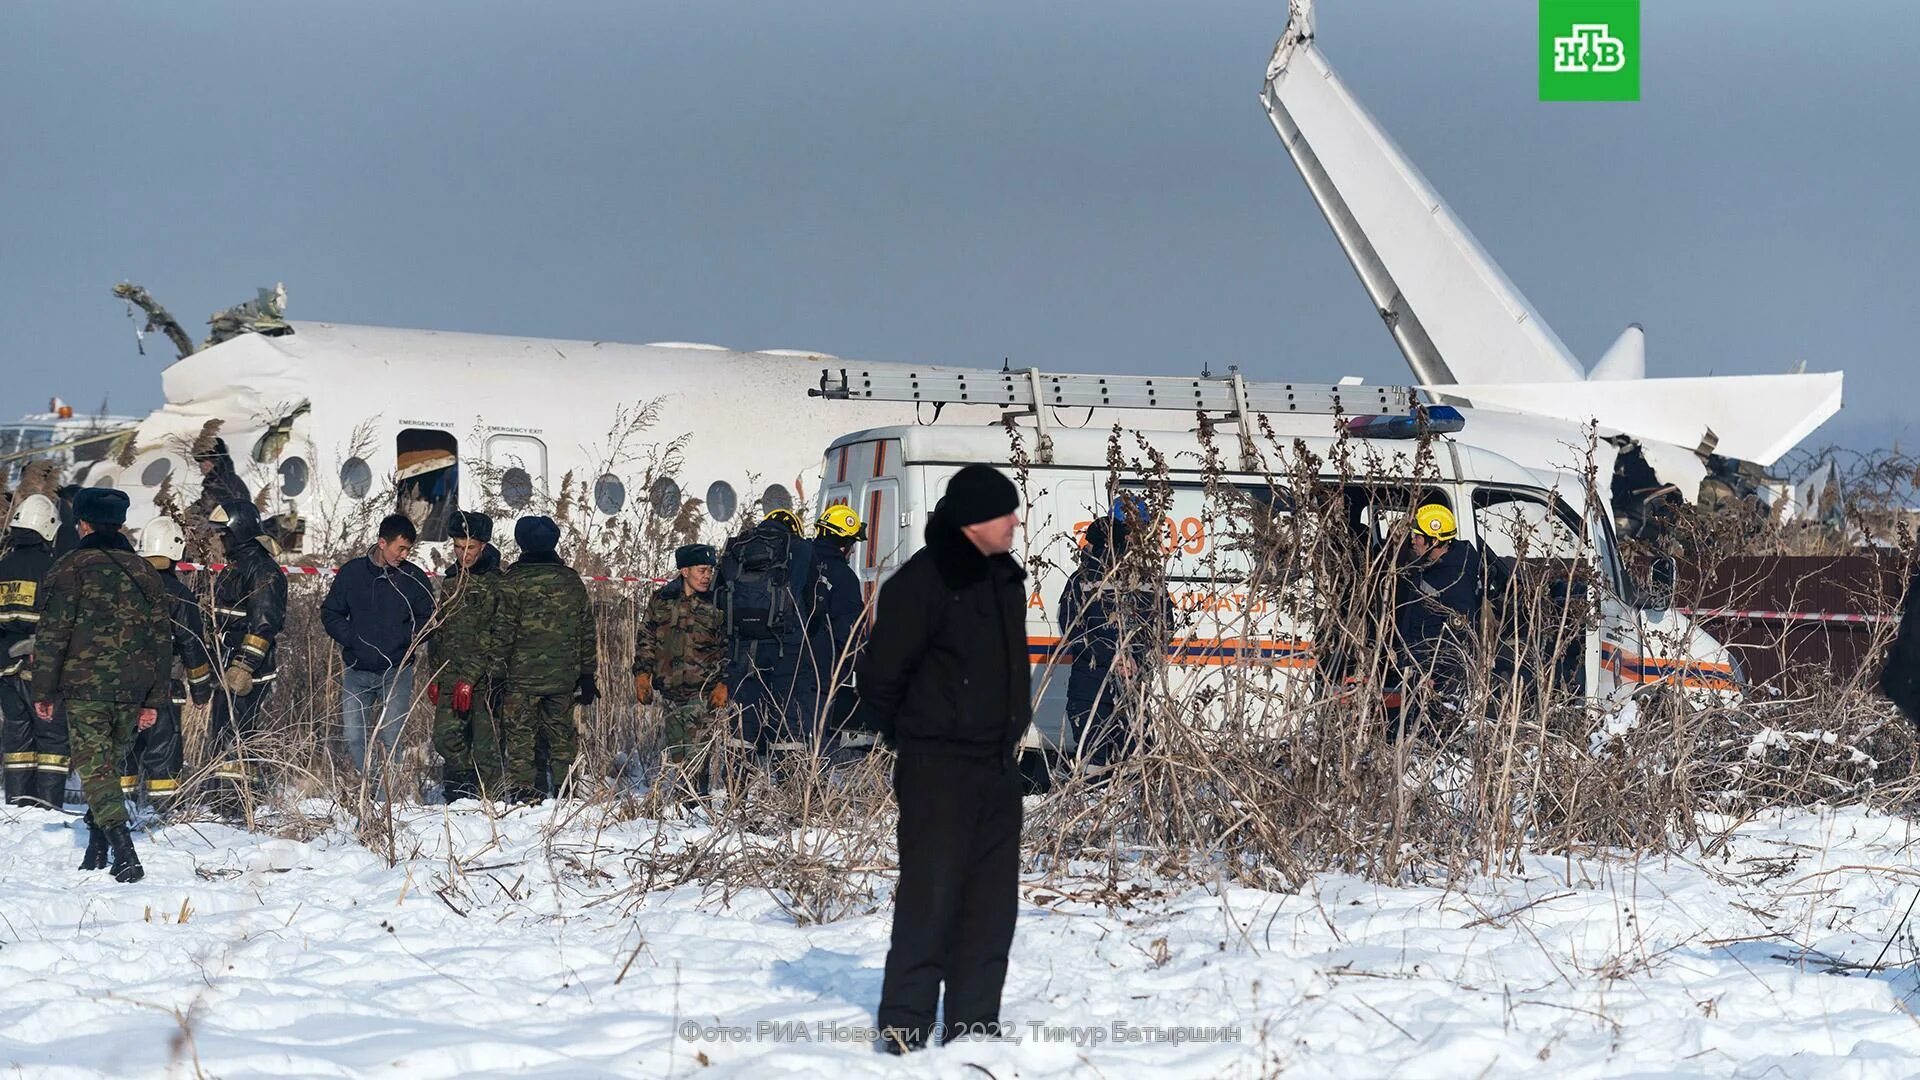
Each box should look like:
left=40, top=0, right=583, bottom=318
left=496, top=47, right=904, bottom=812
left=1114, top=481, right=1292, bottom=584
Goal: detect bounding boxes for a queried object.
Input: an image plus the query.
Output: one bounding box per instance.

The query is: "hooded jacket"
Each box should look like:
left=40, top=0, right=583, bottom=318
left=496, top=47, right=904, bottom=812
left=855, top=510, right=1031, bottom=760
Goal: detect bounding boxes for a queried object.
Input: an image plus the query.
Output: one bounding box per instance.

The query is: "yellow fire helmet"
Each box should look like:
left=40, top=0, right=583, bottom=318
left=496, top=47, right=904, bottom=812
left=764, top=507, right=803, bottom=533
left=1412, top=503, right=1458, bottom=543
left=815, top=503, right=868, bottom=541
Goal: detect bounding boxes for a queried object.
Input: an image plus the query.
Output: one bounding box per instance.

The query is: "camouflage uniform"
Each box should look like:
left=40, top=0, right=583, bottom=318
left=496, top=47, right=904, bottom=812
left=429, top=543, right=504, bottom=792
left=633, top=576, right=728, bottom=786
left=28, top=533, right=173, bottom=829
left=485, top=553, right=596, bottom=796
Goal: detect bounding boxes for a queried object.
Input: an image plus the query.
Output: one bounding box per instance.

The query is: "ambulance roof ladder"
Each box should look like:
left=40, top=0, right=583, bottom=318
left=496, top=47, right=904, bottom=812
left=810, top=365, right=1418, bottom=467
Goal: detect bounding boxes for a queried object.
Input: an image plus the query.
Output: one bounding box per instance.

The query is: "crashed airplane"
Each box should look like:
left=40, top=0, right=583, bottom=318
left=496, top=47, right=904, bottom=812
left=1260, top=0, right=1842, bottom=533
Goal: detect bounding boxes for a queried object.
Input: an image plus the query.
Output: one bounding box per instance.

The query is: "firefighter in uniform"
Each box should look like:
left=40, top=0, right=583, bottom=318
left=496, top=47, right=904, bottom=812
left=29, top=488, right=173, bottom=882
left=633, top=543, right=729, bottom=801
left=1, top=494, right=60, bottom=806
left=810, top=504, right=870, bottom=751
left=204, top=500, right=289, bottom=812
left=122, top=516, right=215, bottom=815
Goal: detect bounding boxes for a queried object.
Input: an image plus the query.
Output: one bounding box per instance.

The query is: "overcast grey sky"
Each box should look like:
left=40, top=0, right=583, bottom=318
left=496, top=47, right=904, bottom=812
left=3, top=0, right=1914, bottom=456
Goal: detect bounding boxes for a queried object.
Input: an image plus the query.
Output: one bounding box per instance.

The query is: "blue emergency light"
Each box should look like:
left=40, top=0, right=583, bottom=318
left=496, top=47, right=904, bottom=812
left=1342, top=405, right=1466, bottom=440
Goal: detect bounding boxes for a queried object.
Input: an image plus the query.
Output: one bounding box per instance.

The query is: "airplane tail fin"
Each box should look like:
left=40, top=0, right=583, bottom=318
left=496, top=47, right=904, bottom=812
left=1262, top=0, right=1585, bottom=387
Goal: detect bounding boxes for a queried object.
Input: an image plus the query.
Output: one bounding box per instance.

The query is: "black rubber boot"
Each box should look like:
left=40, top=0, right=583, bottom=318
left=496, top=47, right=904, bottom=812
left=29, top=770, right=68, bottom=811
left=79, top=812, right=109, bottom=871
left=106, top=823, right=144, bottom=883
left=2, top=769, right=27, bottom=805
left=443, top=770, right=478, bottom=803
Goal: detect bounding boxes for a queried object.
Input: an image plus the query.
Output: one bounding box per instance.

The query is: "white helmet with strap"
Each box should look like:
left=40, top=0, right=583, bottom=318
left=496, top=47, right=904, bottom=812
left=138, top=515, right=187, bottom=562
left=7, top=494, right=57, bottom=544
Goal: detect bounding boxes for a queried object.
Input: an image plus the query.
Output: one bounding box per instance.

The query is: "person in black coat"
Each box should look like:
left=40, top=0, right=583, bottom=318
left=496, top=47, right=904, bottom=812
left=809, top=504, right=869, bottom=745
left=1393, top=503, right=1482, bottom=736
left=127, top=516, right=215, bottom=814
left=858, top=464, right=1029, bottom=1053
left=1882, top=569, right=1920, bottom=725
left=204, top=499, right=289, bottom=814
left=321, top=513, right=434, bottom=796
left=0, top=493, right=60, bottom=805
left=1058, top=515, right=1174, bottom=772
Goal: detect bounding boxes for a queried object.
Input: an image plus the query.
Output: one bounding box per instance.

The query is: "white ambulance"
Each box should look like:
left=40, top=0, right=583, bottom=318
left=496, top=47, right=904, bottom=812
left=811, top=369, right=1738, bottom=759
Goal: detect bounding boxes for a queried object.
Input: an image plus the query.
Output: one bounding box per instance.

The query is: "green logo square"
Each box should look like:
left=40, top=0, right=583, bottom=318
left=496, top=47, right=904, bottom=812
left=1540, top=0, right=1640, bottom=101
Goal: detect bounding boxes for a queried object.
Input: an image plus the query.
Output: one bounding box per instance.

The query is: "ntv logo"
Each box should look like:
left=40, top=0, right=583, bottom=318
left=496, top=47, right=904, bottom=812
left=1553, top=25, right=1626, bottom=74
left=1539, top=1, right=1639, bottom=101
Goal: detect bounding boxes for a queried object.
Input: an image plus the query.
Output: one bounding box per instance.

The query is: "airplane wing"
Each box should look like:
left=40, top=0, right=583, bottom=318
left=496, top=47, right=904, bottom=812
left=1434, top=372, right=1844, bottom=466
left=1261, top=0, right=1585, bottom=386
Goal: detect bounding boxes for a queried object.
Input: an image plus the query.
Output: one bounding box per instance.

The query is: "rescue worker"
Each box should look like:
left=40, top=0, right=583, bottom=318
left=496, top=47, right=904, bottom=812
left=1393, top=503, right=1483, bottom=736
left=859, top=465, right=1029, bottom=1053
left=719, top=507, right=824, bottom=761
left=485, top=516, right=597, bottom=802
left=428, top=510, right=504, bottom=802
left=204, top=499, right=289, bottom=813
left=29, top=488, right=173, bottom=882
left=810, top=504, right=868, bottom=741
left=122, top=516, right=214, bottom=815
left=0, top=493, right=59, bottom=805
left=632, top=543, right=729, bottom=801
left=1058, top=514, right=1174, bottom=772
left=1884, top=566, right=1920, bottom=726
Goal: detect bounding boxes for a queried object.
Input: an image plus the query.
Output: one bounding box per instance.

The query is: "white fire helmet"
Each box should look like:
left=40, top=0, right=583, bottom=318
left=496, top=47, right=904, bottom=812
left=138, top=516, right=187, bottom=563
left=7, top=494, right=57, bottom=544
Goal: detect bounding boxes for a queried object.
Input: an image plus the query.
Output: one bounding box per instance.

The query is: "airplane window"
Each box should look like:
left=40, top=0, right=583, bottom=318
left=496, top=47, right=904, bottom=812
left=650, top=477, right=682, bottom=517
left=501, top=467, right=533, bottom=509
left=761, top=484, right=793, bottom=513
left=279, top=456, right=309, bottom=498
left=140, top=457, right=173, bottom=487
left=91, top=474, right=117, bottom=489
left=706, top=481, right=737, bottom=522
left=595, top=473, right=626, bottom=515
left=341, top=457, right=373, bottom=500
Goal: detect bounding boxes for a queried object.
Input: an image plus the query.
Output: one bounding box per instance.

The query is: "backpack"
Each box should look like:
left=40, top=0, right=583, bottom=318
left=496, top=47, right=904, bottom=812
left=719, top=522, right=820, bottom=644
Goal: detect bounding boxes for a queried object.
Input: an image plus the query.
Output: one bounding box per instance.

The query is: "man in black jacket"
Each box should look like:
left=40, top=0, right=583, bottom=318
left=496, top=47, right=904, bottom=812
left=858, top=464, right=1030, bottom=1053
left=204, top=499, right=289, bottom=814
left=321, top=513, right=434, bottom=797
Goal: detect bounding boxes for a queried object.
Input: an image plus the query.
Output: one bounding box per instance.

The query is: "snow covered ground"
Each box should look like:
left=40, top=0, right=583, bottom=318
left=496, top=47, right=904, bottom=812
left=4, top=800, right=1920, bottom=1078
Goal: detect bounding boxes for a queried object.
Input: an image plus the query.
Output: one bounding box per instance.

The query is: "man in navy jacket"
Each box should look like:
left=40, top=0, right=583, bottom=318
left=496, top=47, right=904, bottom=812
left=322, top=514, right=434, bottom=796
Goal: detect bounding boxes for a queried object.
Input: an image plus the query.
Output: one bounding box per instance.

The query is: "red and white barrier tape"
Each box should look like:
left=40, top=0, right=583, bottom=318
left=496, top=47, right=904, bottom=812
left=178, top=562, right=668, bottom=585
left=1677, top=607, right=1895, bottom=626
left=167, top=565, right=1899, bottom=623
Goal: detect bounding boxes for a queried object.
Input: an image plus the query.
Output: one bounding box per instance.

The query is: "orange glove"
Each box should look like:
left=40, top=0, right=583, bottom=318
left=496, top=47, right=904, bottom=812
left=453, top=681, right=474, bottom=713
left=634, top=673, right=654, bottom=705
left=427, top=683, right=442, bottom=706
left=708, top=683, right=729, bottom=709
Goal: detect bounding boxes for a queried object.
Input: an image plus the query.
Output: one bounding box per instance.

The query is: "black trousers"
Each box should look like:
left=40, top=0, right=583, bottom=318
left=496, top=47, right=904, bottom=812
left=877, top=750, right=1023, bottom=1048
left=2, top=674, right=68, bottom=805
left=121, top=689, right=186, bottom=802
left=207, top=679, right=273, bottom=784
